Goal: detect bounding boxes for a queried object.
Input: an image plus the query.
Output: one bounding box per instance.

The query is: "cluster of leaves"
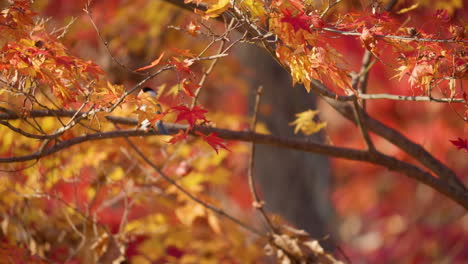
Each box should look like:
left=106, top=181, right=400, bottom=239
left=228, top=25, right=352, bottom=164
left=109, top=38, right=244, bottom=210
left=0, top=1, right=256, bottom=263
left=0, top=0, right=467, bottom=263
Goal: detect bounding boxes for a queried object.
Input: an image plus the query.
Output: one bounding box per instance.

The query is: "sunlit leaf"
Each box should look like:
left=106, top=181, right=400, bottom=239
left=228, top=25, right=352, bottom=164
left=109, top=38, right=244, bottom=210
left=135, top=52, right=165, bottom=71
left=289, top=109, right=326, bottom=135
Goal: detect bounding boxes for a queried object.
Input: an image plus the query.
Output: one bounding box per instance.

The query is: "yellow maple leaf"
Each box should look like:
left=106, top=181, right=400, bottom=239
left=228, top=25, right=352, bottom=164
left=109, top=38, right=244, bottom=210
left=240, top=0, right=267, bottom=22
left=289, top=109, right=327, bottom=135
left=204, top=0, right=231, bottom=18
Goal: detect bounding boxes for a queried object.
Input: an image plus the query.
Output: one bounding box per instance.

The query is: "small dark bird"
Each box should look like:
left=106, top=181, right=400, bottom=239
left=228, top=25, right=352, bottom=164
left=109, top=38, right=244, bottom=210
left=138, top=87, right=169, bottom=135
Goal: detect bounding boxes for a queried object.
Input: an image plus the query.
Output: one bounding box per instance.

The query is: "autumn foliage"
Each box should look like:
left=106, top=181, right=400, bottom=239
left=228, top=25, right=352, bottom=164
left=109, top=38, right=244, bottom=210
left=0, top=0, right=467, bottom=263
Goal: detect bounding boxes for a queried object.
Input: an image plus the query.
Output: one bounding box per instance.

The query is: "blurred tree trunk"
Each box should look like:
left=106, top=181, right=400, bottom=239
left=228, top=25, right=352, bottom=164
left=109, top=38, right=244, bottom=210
left=238, top=44, right=336, bottom=243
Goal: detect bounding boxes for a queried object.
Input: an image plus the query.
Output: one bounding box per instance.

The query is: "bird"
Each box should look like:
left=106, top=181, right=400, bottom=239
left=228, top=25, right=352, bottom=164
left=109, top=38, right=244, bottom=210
left=137, top=87, right=169, bottom=135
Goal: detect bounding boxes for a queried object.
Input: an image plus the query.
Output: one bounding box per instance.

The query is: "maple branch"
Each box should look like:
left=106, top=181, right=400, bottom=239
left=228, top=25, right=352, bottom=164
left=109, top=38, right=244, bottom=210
left=321, top=27, right=468, bottom=43
left=0, top=120, right=55, bottom=140
left=352, top=50, right=375, bottom=109
left=356, top=93, right=466, bottom=103
left=352, top=37, right=377, bottom=150
left=352, top=100, right=376, bottom=152
left=191, top=36, right=227, bottom=107
left=0, top=63, right=174, bottom=143
left=310, top=81, right=467, bottom=194
left=1, top=117, right=466, bottom=210
left=306, top=81, right=467, bottom=103
left=163, top=0, right=467, bottom=44
left=321, top=0, right=343, bottom=18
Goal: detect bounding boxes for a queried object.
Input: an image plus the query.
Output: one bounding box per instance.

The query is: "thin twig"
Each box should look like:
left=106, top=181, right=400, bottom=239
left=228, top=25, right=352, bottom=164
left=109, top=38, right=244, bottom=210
left=0, top=120, right=55, bottom=139
left=191, top=42, right=226, bottom=107
left=122, top=135, right=264, bottom=236
left=247, top=86, right=277, bottom=233
left=190, top=18, right=236, bottom=107
left=321, top=0, right=342, bottom=18
left=352, top=51, right=375, bottom=109
left=321, top=27, right=468, bottom=43
left=357, top=93, right=466, bottom=103
left=352, top=100, right=375, bottom=152
left=83, top=3, right=145, bottom=75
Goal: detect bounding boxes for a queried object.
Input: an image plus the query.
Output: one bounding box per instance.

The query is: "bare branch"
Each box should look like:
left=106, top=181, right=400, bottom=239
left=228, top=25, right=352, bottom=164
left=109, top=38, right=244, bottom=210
left=247, top=85, right=277, bottom=233
left=352, top=100, right=376, bottom=152
left=0, top=120, right=55, bottom=139
left=312, top=82, right=468, bottom=195
left=191, top=40, right=227, bottom=107
left=356, top=93, right=466, bottom=103
left=311, top=80, right=466, bottom=104
left=321, top=0, right=343, bottom=18
left=321, top=27, right=468, bottom=43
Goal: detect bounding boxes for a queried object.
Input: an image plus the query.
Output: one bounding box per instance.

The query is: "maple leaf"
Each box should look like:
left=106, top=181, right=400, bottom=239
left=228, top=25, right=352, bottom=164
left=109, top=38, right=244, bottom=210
left=170, top=48, right=194, bottom=57
left=289, top=109, right=327, bottom=135
left=135, top=52, right=165, bottom=72
left=449, top=138, right=468, bottom=152
left=409, top=60, right=434, bottom=89
left=168, top=130, right=188, bottom=144
left=186, top=21, right=200, bottom=36
left=435, top=9, right=451, bottom=23
left=240, top=0, right=267, bottom=23
left=171, top=104, right=208, bottom=128
left=309, top=12, right=325, bottom=29
left=449, top=24, right=465, bottom=41
left=360, top=27, right=378, bottom=55
left=169, top=56, right=193, bottom=75
left=55, top=55, right=76, bottom=70
left=93, top=81, right=124, bottom=105
left=203, top=0, right=231, bottom=18
left=148, top=111, right=167, bottom=125
left=182, top=79, right=201, bottom=97
left=281, top=9, right=311, bottom=33
left=196, top=132, right=229, bottom=153
left=286, top=0, right=306, bottom=11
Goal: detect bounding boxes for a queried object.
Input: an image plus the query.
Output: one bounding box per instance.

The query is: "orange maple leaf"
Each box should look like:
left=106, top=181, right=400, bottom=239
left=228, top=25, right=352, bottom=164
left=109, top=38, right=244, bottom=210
left=168, top=130, right=188, bottom=144
left=182, top=79, right=201, bottom=97
left=135, top=52, right=165, bottom=72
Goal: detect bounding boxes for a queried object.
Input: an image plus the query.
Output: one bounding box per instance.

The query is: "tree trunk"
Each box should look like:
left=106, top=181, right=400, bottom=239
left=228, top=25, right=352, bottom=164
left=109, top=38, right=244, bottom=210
left=238, top=44, right=336, bottom=243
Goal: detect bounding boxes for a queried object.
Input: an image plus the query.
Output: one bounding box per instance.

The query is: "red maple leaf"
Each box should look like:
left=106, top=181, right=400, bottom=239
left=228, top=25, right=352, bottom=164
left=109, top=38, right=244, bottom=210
left=196, top=132, right=229, bottom=153
left=281, top=9, right=311, bottom=33
left=168, top=130, right=188, bottom=144
left=169, top=56, right=193, bottom=75
left=171, top=105, right=208, bottom=128
left=449, top=138, right=468, bottom=152
left=309, top=12, right=325, bottom=29
left=182, top=79, right=201, bottom=97
left=280, top=9, right=324, bottom=32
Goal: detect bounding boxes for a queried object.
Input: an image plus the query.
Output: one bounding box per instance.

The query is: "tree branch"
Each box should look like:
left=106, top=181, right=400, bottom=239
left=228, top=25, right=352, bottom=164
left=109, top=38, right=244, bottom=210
left=1, top=116, right=466, bottom=209
left=311, top=82, right=467, bottom=194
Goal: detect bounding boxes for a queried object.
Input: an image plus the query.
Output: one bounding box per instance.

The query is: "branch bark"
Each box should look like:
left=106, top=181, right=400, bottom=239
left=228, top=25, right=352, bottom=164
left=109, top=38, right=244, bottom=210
left=1, top=112, right=467, bottom=209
